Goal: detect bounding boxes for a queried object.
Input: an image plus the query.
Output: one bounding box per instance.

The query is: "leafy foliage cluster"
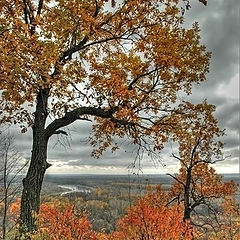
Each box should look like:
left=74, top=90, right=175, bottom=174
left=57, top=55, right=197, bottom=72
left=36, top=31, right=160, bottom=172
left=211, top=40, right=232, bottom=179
left=0, top=0, right=211, bottom=152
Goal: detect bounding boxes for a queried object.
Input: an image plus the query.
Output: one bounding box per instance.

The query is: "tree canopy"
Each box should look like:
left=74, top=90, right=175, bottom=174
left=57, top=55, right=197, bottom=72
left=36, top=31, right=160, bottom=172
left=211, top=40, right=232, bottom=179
left=0, top=0, right=210, bottom=153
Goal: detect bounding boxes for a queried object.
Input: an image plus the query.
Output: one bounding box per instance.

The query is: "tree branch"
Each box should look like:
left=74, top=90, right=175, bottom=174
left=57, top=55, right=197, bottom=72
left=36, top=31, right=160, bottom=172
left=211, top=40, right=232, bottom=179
left=37, top=0, right=44, bottom=15
left=22, top=0, right=29, bottom=24
left=45, top=106, right=115, bottom=138
left=59, top=35, right=89, bottom=63
left=190, top=137, right=201, bottom=165
left=165, top=195, right=181, bottom=207
left=93, top=0, right=99, bottom=17
left=128, top=68, right=160, bottom=90
left=23, top=0, right=34, bottom=23
left=171, top=153, right=187, bottom=167
left=167, top=173, right=186, bottom=187
left=190, top=196, right=204, bottom=210
left=53, top=130, right=68, bottom=136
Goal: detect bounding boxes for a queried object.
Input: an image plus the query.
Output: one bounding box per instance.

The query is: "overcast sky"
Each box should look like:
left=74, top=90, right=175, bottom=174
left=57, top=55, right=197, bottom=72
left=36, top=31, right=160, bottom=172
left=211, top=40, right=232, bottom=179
left=10, top=0, right=239, bottom=175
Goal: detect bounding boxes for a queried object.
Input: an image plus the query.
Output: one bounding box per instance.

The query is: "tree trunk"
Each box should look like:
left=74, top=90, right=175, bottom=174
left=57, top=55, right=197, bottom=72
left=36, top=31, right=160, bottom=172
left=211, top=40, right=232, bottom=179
left=2, top=191, right=7, bottom=240
left=18, top=89, right=50, bottom=235
left=183, top=167, right=192, bottom=221
left=18, top=140, right=49, bottom=232
left=2, top=142, right=8, bottom=240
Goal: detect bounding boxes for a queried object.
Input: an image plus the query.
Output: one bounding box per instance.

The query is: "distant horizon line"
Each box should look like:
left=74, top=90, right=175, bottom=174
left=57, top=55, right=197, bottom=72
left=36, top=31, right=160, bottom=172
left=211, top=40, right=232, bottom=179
left=43, top=173, right=239, bottom=176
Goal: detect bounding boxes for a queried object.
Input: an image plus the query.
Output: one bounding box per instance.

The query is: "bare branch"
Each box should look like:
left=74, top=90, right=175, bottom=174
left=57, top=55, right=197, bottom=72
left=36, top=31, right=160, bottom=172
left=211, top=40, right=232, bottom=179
left=171, top=153, right=187, bottom=167
left=59, top=35, right=89, bottom=63
left=53, top=130, right=68, bottom=136
left=93, top=0, right=99, bottom=17
left=165, top=195, right=181, bottom=207
left=22, top=0, right=34, bottom=24
left=167, top=173, right=186, bottom=187
left=190, top=196, right=204, bottom=210
left=22, top=0, right=29, bottom=24
left=37, top=0, right=44, bottom=15
left=190, top=137, right=201, bottom=165
left=171, top=153, right=182, bottom=162
left=79, top=117, right=92, bottom=122
left=128, top=68, right=160, bottom=90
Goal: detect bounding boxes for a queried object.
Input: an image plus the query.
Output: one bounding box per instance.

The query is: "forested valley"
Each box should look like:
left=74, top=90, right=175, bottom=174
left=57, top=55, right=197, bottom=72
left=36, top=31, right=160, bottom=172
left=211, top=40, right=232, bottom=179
left=1, top=169, right=239, bottom=239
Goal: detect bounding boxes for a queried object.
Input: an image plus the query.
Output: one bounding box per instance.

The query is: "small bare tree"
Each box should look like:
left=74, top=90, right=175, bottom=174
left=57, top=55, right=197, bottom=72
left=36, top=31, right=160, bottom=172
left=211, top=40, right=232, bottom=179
left=0, top=133, right=28, bottom=240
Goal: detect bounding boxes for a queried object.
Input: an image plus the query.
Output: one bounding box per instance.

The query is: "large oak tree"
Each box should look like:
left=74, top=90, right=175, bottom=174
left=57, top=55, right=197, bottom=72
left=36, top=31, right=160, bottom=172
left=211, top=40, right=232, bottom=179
left=0, top=0, right=211, bottom=234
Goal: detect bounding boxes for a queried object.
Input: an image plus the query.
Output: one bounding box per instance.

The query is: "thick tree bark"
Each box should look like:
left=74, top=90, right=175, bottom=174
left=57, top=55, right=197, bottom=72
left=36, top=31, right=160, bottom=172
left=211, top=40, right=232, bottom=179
left=18, top=140, right=49, bottom=233
left=18, top=89, right=50, bottom=234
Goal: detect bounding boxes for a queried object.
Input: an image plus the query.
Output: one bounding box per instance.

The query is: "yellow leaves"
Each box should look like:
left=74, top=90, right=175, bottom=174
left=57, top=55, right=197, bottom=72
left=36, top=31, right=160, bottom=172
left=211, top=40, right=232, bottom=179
left=0, top=0, right=213, bottom=163
left=169, top=101, right=223, bottom=163
left=222, top=196, right=239, bottom=217
left=114, top=107, right=138, bottom=123
left=171, top=161, right=238, bottom=206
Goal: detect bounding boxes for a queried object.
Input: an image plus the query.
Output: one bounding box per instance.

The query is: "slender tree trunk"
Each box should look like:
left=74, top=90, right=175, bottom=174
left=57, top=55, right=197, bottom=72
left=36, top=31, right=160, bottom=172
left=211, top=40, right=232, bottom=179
left=2, top=193, right=7, bottom=240
left=2, top=143, right=8, bottom=240
left=18, top=89, right=50, bottom=235
left=183, top=167, right=192, bottom=221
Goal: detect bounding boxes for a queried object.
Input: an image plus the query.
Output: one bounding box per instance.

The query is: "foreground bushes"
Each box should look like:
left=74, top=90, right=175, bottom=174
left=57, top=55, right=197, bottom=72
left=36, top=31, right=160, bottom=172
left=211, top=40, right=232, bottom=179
left=7, top=186, right=239, bottom=240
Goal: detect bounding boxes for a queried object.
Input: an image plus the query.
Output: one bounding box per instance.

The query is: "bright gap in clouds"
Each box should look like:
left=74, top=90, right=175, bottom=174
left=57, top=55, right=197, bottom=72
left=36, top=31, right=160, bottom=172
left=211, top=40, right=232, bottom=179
left=217, top=73, right=239, bottom=100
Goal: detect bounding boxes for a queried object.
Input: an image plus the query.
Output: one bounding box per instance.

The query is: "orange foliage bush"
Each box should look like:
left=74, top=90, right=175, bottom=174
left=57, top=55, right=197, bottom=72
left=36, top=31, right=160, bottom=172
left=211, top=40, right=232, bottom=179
left=10, top=184, right=238, bottom=240
left=9, top=200, right=96, bottom=240
left=107, top=186, right=194, bottom=240
left=8, top=198, right=21, bottom=225
left=37, top=203, right=96, bottom=240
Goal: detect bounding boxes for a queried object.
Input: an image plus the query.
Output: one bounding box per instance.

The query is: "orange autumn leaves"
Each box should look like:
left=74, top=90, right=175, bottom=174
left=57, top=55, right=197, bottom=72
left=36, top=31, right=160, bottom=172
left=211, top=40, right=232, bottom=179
left=38, top=204, right=96, bottom=240
left=9, top=189, right=193, bottom=240
left=0, top=1, right=237, bottom=238
left=109, top=187, right=193, bottom=240
left=111, top=204, right=191, bottom=240
left=170, top=164, right=237, bottom=200
left=10, top=200, right=96, bottom=240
